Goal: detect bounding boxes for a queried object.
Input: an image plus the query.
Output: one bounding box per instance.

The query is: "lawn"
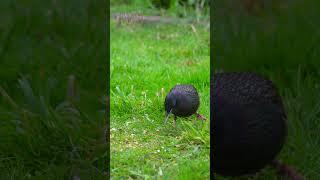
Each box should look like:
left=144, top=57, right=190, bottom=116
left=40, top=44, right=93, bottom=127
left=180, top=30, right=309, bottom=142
left=110, top=1, right=210, bottom=179
left=0, top=1, right=107, bottom=178
left=214, top=0, right=320, bottom=179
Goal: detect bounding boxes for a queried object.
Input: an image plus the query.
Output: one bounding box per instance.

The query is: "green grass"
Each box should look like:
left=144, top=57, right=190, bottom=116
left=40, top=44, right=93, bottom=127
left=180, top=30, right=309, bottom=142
left=110, top=2, right=210, bottom=179
left=214, top=0, right=320, bottom=179
left=0, top=0, right=106, bottom=178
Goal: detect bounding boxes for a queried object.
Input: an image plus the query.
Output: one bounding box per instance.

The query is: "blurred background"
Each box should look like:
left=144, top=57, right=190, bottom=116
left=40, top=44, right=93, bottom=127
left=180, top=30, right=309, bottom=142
left=214, top=0, right=320, bottom=179
left=0, top=0, right=106, bottom=178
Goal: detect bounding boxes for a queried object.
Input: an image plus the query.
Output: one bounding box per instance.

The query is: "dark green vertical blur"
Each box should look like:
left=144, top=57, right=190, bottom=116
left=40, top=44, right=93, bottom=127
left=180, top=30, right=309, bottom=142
left=0, top=0, right=107, bottom=178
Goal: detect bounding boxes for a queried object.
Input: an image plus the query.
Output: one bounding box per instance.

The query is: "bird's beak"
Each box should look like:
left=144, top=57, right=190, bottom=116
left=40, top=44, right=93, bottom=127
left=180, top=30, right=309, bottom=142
left=164, top=109, right=172, bottom=124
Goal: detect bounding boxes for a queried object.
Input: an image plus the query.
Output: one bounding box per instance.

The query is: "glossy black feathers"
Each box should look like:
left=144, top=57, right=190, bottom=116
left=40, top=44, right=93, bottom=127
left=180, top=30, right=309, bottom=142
left=165, top=84, right=200, bottom=118
left=212, top=72, right=287, bottom=176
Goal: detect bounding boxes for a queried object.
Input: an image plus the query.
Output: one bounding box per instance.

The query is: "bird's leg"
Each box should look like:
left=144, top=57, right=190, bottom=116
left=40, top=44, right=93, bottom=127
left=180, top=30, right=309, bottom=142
left=173, top=116, right=177, bottom=127
left=271, top=160, right=305, bottom=180
left=195, top=112, right=207, bottom=121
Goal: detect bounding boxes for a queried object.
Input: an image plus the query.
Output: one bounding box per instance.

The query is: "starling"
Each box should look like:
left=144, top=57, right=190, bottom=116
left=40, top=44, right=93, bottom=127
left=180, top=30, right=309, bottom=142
left=212, top=72, right=288, bottom=176
left=164, top=84, right=205, bottom=125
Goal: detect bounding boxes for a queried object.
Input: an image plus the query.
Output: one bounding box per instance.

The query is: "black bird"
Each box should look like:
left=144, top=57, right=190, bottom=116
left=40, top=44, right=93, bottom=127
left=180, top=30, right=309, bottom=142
left=164, top=84, right=205, bottom=125
left=212, top=72, right=289, bottom=177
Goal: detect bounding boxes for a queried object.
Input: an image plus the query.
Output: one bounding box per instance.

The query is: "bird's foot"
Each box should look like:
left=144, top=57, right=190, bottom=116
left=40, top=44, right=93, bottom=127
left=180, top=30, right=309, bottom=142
left=271, top=160, right=305, bottom=180
left=173, top=116, right=177, bottom=127
left=196, top=113, right=207, bottom=121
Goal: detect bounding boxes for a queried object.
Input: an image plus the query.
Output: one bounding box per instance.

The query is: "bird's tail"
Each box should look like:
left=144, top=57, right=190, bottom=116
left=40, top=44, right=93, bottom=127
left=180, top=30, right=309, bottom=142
left=271, top=160, right=305, bottom=180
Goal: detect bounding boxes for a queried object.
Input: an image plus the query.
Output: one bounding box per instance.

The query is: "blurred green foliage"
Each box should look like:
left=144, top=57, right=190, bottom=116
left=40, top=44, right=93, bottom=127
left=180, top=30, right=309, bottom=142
left=0, top=0, right=107, bottom=178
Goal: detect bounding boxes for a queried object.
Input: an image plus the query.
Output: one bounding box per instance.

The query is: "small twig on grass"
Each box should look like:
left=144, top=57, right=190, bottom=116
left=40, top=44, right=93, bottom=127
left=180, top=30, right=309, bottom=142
left=66, top=74, right=78, bottom=103
left=0, top=85, right=20, bottom=110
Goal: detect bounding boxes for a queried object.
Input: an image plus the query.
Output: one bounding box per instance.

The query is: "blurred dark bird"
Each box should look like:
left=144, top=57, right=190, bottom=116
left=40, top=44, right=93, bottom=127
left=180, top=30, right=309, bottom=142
left=164, top=84, right=206, bottom=125
left=212, top=72, right=304, bottom=179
